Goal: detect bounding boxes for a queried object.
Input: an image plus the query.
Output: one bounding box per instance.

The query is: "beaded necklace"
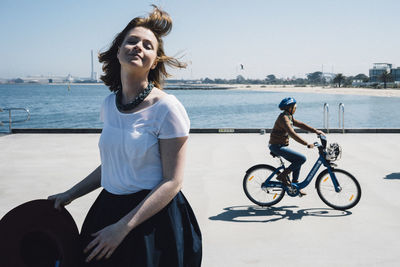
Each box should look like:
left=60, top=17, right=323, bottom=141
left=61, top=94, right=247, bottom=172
left=116, top=82, right=154, bottom=112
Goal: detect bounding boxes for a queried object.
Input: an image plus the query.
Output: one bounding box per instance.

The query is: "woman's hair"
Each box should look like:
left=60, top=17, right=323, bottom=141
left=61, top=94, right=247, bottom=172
left=99, top=5, right=186, bottom=91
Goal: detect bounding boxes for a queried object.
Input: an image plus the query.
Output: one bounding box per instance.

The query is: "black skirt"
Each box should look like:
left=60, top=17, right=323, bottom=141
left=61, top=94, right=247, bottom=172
left=80, top=189, right=202, bottom=267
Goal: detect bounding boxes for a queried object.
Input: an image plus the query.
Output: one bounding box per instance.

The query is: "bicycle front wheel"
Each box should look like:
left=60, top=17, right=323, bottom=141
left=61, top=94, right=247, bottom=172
left=243, top=164, right=285, bottom=207
left=316, top=169, right=361, bottom=210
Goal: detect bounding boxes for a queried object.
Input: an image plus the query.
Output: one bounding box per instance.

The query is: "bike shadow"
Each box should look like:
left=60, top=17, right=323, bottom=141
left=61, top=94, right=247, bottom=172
left=209, top=205, right=352, bottom=223
left=384, top=172, right=400, bottom=180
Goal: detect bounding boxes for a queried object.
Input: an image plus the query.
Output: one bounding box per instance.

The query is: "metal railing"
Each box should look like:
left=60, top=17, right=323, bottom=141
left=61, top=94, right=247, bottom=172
left=323, top=103, right=329, bottom=133
left=339, top=103, right=345, bottom=133
left=0, top=107, right=30, bottom=133
left=323, top=103, right=346, bottom=134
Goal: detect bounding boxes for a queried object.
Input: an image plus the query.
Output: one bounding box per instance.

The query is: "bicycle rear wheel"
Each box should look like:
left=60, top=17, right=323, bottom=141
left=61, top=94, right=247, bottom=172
left=316, top=169, right=361, bottom=210
left=243, top=164, right=285, bottom=207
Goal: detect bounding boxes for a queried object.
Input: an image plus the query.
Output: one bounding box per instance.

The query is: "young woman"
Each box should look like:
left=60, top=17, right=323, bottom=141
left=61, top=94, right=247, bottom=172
left=48, top=6, right=202, bottom=267
left=269, top=97, right=324, bottom=195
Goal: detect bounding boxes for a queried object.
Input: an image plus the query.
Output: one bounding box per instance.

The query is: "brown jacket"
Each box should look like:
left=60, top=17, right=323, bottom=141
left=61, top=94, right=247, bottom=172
left=269, top=111, right=317, bottom=146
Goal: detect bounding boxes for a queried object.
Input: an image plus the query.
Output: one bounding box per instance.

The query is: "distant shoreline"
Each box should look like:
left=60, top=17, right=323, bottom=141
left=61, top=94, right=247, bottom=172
left=227, top=84, right=400, bottom=98
left=167, top=83, right=400, bottom=97
left=2, top=83, right=399, bottom=97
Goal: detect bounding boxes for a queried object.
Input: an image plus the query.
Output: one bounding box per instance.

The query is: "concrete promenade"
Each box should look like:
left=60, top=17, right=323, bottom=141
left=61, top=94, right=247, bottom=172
left=1, top=133, right=400, bottom=266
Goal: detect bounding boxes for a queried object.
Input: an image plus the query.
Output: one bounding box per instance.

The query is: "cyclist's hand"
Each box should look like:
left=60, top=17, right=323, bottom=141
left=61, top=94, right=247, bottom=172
left=48, top=191, right=73, bottom=211
left=316, top=130, right=325, bottom=136
left=307, top=143, right=315, bottom=149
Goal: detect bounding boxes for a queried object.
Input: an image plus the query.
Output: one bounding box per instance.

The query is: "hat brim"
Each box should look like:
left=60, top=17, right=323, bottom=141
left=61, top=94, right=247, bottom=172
left=0, top=199, right=82, bottom=267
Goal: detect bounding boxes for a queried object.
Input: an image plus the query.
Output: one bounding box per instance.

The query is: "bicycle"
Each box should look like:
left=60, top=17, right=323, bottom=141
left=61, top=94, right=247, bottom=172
left=243, top=135, right=361, bottom=210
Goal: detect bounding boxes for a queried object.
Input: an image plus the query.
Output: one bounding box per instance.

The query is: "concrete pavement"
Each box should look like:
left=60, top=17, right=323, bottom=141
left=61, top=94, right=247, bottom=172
left=1, top=133, right=400, bottom=266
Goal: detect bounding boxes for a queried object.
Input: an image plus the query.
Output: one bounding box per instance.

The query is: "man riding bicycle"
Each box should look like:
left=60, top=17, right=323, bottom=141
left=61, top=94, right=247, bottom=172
left=269, top=97, right=325, bottom=195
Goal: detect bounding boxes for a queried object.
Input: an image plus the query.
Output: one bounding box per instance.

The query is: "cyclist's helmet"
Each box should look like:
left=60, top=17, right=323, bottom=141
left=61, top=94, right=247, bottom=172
left=279, top=97, right=297, bottom=110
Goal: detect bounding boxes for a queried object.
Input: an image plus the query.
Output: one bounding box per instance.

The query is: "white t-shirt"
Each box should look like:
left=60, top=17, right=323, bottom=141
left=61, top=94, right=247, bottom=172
left=98, top=93, right=190, bottom=195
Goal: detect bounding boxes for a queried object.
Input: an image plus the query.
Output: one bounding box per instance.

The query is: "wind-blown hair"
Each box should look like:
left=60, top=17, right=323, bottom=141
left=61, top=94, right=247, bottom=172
left=99, top=5, right=186, bottom=91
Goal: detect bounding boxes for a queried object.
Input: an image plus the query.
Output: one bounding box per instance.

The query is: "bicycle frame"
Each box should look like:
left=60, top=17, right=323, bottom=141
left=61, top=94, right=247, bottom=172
left=263, top=144, right=341, bottom=195
left=295, top=155, right=340, bottom=191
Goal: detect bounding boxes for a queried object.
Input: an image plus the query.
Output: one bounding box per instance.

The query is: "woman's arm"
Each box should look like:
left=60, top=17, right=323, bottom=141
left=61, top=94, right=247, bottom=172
left=83, top=136, right=188, bottom=262
left=293, top=118, right=323, bottom=134
left=121, top=136, right=187, bottom=228
left=48, top=165, right=102, bottom=210
left=281, top=115, right=309, bottom=146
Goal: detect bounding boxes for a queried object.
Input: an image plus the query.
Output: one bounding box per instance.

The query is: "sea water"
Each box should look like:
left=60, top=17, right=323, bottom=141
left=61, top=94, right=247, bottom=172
left=1, top=84, right=400, bottom=130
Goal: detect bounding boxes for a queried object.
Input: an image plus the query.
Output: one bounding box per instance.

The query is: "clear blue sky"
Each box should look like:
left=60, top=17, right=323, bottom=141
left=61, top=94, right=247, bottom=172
left=1, top=0, right=399, bottom=80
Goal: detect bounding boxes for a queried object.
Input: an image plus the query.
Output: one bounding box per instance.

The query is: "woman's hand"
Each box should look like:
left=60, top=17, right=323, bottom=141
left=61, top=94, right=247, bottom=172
left=48, top=191, right=73, bottom=210
left=316, top=130, right=325, bottom=136
left=84, top=221, right=130, bottom=262
left=307, top=143, right=315, bottom=149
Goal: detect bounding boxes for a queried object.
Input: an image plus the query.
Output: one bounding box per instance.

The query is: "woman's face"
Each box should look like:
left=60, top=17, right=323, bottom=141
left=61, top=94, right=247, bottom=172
left=288, top=104, right=297, bottom=114
left=117, top=26, right=159, bottom=73
left=291, top=104, right=297, bottom=114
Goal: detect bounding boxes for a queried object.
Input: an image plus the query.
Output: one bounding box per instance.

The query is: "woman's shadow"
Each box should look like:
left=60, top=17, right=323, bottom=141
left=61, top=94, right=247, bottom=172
left=209, top=205, right=352, bottom=223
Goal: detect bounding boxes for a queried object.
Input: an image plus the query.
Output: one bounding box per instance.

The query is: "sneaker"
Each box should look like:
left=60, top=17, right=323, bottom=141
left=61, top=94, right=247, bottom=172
left=298, top=189, right=307, bottom=197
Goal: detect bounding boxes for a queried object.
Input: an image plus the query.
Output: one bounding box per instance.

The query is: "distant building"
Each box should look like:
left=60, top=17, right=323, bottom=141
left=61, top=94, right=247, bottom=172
left=369, top=63, right=400, bottom=83
left=392, top=68, right=400, bottom=84
left=352, top=79, right=364, bottom=86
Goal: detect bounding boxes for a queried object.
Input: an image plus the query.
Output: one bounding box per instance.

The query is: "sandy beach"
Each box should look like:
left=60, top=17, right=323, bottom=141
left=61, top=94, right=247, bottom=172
left=228, top=84, right=400, bottom=98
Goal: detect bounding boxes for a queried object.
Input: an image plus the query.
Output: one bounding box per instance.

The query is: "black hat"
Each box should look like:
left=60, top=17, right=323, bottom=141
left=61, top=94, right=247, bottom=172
left=0, top=199, right=82, bottom=267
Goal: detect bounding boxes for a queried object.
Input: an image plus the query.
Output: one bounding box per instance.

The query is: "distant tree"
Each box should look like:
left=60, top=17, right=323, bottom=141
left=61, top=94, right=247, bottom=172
left=379, top=71, right=393, bottom=89
left=333, top=73, right=345, bottom=88
left=202, top=77, right=214, bottom=84
left=265, top=74, right=276, bottom=84
left=344, top=76, right=354, bottom=87
left=236, top=75, right=246, bottom=83
left=252, top=79, right=263, bottom=84
left=354, top=73, right=369, bottom=82
left=306, top=71, right=323, bottom=84
left=294, top=78, right=306, bottom=85
left=214, top=78, right=225, bottom=84
left=13, top=78, right=24, bottom=83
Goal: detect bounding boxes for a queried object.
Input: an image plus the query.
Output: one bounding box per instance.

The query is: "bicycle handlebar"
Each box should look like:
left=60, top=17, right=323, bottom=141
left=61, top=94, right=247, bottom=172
left=317, top=134, right=327, bottom=149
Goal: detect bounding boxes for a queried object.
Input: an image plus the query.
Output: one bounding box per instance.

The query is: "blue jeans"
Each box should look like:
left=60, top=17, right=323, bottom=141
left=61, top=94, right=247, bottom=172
left=269, top=144, right=306, bottom=182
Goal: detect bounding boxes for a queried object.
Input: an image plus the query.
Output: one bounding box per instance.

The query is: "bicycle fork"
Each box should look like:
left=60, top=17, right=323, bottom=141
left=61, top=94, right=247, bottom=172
left=324, top=165, right=342, bottom=193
